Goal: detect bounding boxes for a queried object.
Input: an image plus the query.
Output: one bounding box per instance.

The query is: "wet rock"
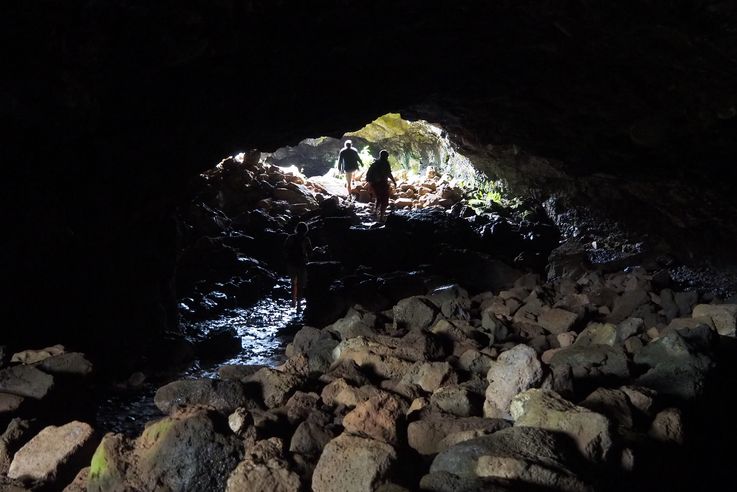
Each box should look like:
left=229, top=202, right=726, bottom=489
left=510, top=389, right=613, bottom=462
left=580, top=388, right=634, bottom=428
left=154, top=378, right=251, bottom=414
left=574, top=323, right=617, bottom=347
left=430, top=426, right=590, bottom=490
left=538, top=308, right=578, bottom=335
left=343, top=394, right=404, bottom=445
left=392, top=296, right=439, bottom=331
left=88, top=407, right=242, bottom=492
left=10, top=345, right=65, bottom=365
left=36, top=352, right=93, bottom=376
left=692, top=304, right=737, bottom=337
left=312, top=433, right=397, bottom=492
left=194, top=327, right=242, bottom=360
left=634, top=326, right=715, bottom=400
left=407, top=414, right=510, bottom=455
left=484, top=344, right=543, bottom=419
left=8, top=421, right=96, bottom=487
left=648, top=407, right=684, bottom=444
left=401, top=362, right=455, bottom=393
left=246, top=368, right=303, bottom=409
left=0, top=366, right=54, bottom=400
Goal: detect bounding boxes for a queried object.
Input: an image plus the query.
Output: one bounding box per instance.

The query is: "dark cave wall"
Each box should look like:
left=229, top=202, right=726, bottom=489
left=4, top=0, right=737, bottom=349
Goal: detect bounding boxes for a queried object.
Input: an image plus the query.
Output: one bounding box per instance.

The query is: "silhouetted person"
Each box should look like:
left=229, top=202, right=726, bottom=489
left=365, top=149, right=396, bottom=221
left=284, top=222, right=312, bottom=311
left=337, top=139, right=363, bottom=196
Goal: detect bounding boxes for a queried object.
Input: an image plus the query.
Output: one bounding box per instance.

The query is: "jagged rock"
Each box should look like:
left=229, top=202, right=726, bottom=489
left=36, top=353, right=93, bottom=376
left=457, top=349, right=494, bottom=376
left=226, top=457, right=301, bottom=492
left=393, top=296, right=440, bottom=331
left=538, top=308, right=578, bottom=335
left=332, top=338, right=415, bottom=380
left=228, top=407, right=255, bottom=436
left=401, top=362, right=455, bottom=393
left=343, top=394, right=404, bottom=445
left=428, top=284, right=472, bottom=320
left=283, top=391, right=321, bottom=424
left=312, top=433, right=397, bottom=492
left=620, top=386, right=657, bottom=416
left=430, top=426, right=591, bottom=491
left=430, top=385, right=480, bottom=417
left=10, top=345, right=65, bottom=365
left=616, top=318, right=644, bottom=342
left=93, top=409, right=241, bottom=490
left=648, top=408, right=685, bottom=444
left=0, top=366, right=54, bottom=400
left=634, top=326, right=715, bottom=400
left=246, top=368, right=303, bottom=408
left=154, top=378, right=251, bottom=414
left=290, top=411, right=338, bottom=456
left=580, top=388, right=634, bottom=428
left=574, top=323, right=617, bottom=347
left=674, top=291, right=698, bottom=317
left=285, top=326, right=322, bottom=357
left=0, top=393, right=24, bottom=415
left=692, top=304, right=737, bottom=337
left=321, top=359, right=371, bottom=386
left=608, top=289, right=649, bottom=324
left=510, top=389, right=613, bottom=462
left=8, top=421, right=96, bottom=487
left=1, top=419, right=35, bottom=476
left=62, top=467, right=89, bottom=492
left=550, top=344, right=630, bottom=391
left=483, top=344, right=543, bottom=419
left=321, top=379, right=391, bottom=408
left=328, top=307, right=379, bottom=340
left=408, top=414, right=510, bottom=455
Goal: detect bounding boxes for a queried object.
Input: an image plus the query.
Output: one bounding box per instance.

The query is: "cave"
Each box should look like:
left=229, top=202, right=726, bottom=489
left=3, top=1, right=737, bottom=491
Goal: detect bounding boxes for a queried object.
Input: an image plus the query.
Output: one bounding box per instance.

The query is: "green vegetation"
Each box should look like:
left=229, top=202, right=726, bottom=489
left=88, top=442, right=109, bottom=481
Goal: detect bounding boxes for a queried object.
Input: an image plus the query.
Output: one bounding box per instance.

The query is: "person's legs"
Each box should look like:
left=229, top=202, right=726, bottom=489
left=290, top=275, right=298, bottom=307
left=295, top=268, right=307, bottom=311
left=345, top=171, right=354, bottom=194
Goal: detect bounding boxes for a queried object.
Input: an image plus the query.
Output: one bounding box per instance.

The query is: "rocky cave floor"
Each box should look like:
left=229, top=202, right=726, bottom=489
left=2, top=154, right=737, bottom=492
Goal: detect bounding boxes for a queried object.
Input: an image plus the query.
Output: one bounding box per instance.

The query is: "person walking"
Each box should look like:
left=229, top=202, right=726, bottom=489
left=337, top=140, right=363, bottom=196
left=283, top=222, right=312, bottom=311
left=365, top=149, right=396, bottom=221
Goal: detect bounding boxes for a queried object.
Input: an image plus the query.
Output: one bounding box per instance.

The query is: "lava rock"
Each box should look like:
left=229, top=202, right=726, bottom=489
left=154, top=378, right=252, bottom=414
left=484, top=344, right=543, bottom=419
left=0, top=366, right=54, bottom=400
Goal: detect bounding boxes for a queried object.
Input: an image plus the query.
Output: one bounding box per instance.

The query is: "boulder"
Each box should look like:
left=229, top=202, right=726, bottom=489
left=430, top=385, right=481, bottom=418
left=430, top=426, right=591, bottom=491
left=218, top=364, right=267, bottom=381
left=87, top=407, right=243, bottom=492
left=608, top=289, right=649, bottom=324
left=1, top=419, right=35, bottom=476
left=574, top=323, right=617, bottom=347
left=343, top=394, right=404, bottom=444
left=0, top=366, right=54, bottom=400
left=483, top=344, right=543, bottom=419
left=428, top=284, right=472, bottom=320
left=401, top=362, right=455, bottom=393
left=285, top=326, right=322, bottom=357
left=283, top=391, right=321, bottom=424
left=246, top=368, right=303, bottom=408
left=0, top=393, right=24, bottom=415
left=457, top=349, right=494, bottom=376
left=332, top=338, right=415, bottom=380
left=226, top=457, right=301, bottom=492
left=36, top=353, right=93, bottom=376
left=510, top=389, right=613, bottom=462
left=8, top=421, right=96, bottom=487
left=579, top=388, right=634, bottom=428
left=408, top=414, right=510, bottom=455
left=634, top=326, right=715, bottom=400
left=290, top=412, right=338, bottom=456
left=10, top=345, right=65, bottom=365
left=312, top=433, right=397, bottom=492
left=62, top=467, right=89, bottom=492
left=538, top=308, right=578, bottom=335
left=392, top=296, right=439, bottom=331
left=692, top=304, right=737, bottom=337
left=615, top=318, right=644, bottom=342
left=154, top=378, right=251, bottom=414
left=648, top=408, right=685, bottom=444
left=328, top=307, right=379, bottom=340
left=550, top=345, right=630, bottom=392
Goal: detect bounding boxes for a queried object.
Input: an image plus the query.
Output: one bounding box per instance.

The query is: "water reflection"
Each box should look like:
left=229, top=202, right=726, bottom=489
left=96, top=289, right=301, bottom=436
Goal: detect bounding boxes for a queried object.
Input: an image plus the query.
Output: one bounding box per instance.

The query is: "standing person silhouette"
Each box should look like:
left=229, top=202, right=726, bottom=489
left=365, top=150, right=396, bottom=222
left=284, top=222, right=312, bottom=311
left=337, top=140, right=363, bottom=196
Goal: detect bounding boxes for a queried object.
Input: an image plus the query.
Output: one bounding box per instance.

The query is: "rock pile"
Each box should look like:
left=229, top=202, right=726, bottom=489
left=0, top=346, right=97, bottom=491
left=75, top=263, right=734, bottom=491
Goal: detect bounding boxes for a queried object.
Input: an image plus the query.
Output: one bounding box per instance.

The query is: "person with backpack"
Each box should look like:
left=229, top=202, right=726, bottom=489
left=283, top=222, right=312, bottom=310
left=365, top=149, right=396, bottom=221
left=337, top=140, right=363, bottom=196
